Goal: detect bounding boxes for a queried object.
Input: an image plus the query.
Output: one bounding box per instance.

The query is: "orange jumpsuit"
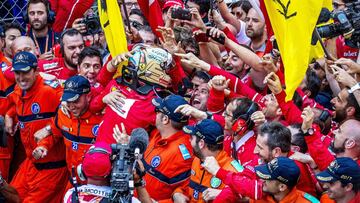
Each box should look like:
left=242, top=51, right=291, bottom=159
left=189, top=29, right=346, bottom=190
left=174, top=150, right=242, bottom=202
left=142, top=129, right=194, bottom=202
left=7, top=76, right=68, bottom=203
left=50, top=108, right=102, bottom=190
left=0, top=70, right=15, bottom=181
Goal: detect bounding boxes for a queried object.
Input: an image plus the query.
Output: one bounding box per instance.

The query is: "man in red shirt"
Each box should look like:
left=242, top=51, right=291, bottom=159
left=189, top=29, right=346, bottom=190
left=253, top=122, right=317, bottom=196
left=38, top=28, right=84, bottom=82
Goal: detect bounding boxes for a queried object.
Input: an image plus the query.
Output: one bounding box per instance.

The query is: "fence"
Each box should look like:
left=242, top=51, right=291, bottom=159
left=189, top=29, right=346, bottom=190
left=0, top=0, right=98, bottom=30
left=0, top=0, right=28, bottom=29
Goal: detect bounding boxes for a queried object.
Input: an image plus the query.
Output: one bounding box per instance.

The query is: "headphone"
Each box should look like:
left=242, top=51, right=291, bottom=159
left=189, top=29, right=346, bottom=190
left=231, top=102, right=258, bottom=136
left=77, top=147, right=111, bottom=181
left=23, top=0, right=56, bottom=24
left=59, top=28, right=81, bottom=57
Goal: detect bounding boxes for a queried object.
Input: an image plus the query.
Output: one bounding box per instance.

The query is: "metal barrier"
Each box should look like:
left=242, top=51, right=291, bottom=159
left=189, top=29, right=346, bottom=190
left=0, top=0, right=28, bottom=29
left=0, top=0, right=98, bottom=30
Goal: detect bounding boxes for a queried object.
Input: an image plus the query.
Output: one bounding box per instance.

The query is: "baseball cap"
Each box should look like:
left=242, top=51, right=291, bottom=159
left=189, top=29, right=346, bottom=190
left=152, top=94, right=189, bottom=123
left=183, top=119, right=224, bottom=145
left=62, top=75, right=91, bottom=102
left=12, top=51, right=38, bottom=72
left=163, top=0, right=184, bottom=10
left=255, top=157, right=300, bottom=188
left=316, top=157, right=360, bottom=184
left=82, top=142, right=112, bottom=178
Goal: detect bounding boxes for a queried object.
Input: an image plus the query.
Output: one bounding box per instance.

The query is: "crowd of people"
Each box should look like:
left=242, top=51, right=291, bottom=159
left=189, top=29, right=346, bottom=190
left=0, top=0, right=360, bottom=202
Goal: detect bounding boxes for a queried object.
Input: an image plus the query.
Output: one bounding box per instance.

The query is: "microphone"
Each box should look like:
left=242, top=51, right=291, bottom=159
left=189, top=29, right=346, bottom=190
left=129, top=128, right=149, bottom=158
left=317, top=8, right=331, bottom=25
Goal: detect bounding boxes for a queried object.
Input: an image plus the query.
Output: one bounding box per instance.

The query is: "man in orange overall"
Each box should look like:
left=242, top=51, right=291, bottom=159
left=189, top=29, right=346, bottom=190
left=173, top=119, right=242, bottom=202
left=34, top=75, right=102, bottom=190
left=0, top=24, right=15, bottom=182
left=142, top=95, right=194, bottom=202
left=316, top=157, right=360, bottom=203
left=5, top=51, right=68, bottom=202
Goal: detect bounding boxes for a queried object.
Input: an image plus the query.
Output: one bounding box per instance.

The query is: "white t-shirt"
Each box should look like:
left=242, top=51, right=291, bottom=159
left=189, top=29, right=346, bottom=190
left=64, top=184, right=141, bottom=203
left=236, top=21, right=251, bottom=45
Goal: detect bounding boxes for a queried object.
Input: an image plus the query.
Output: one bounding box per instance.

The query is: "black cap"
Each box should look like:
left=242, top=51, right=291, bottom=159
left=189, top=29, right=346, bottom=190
left=255, top=157, right=300, bottom=188
left=12, top=51, right=38, bottom=72
left=183, top=119, right=224, bottom=145
left=62, top=75, right=91, bottom=102
left=316, top=157, right=360, bottom=184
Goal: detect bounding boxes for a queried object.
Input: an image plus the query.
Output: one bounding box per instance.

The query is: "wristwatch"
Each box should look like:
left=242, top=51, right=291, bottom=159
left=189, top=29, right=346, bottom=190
left=301, top=128, right=314, bottom=136
left=134, top=179, right=146, bottom=188
left=348, top=82, right=360, bottom=94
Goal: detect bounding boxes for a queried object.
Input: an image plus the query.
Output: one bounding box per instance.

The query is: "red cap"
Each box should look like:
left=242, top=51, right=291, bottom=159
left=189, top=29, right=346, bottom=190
left=82, top=142, right=112, bottom=178
left=163, top=0, right=184, bottom=10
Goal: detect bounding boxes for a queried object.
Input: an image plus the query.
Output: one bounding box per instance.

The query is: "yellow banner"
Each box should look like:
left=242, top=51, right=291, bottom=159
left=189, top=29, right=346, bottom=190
left=98, top=0, right=128, bottom=76
left=264, top=0, right=325, bottom=101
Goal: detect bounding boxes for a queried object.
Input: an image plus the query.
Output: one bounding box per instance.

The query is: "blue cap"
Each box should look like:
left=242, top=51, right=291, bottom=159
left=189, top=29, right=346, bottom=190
left=255, top=157, right=300, bottom=187
left=316, top=157, right=360, bottom=184
left=62, top=75, right=91, bottom=102
left=12, top=51, right=38, bottom=72
left=183, top=119, right=224, bottom=145
left=152, top=94, right=189, bottom=123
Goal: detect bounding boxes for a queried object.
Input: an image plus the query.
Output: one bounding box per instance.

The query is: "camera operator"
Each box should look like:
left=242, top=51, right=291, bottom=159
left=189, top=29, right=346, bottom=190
left=326, top=0, right=359, bottom=61
left=72, top=12, right=109, bottom=63
left=63, top=142, right=151, bottom=203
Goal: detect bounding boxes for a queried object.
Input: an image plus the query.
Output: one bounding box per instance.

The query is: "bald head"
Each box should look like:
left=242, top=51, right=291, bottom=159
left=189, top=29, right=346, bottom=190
left=342, top=119, right=360, bottom=141
left=11, top=36, right=37, bottom=56
left=337, top=119, right=360, bottom=158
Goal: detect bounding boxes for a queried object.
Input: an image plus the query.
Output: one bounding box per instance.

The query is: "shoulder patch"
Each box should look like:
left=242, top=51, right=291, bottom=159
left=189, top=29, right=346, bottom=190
left=303, top=193, right=319, bottom=203
left=44, top=79, right=59, bottom=88
left=151, top=156, right=161, bottom=168
left=179, top=144, right=191, bottom=160
left=231, top=160, right=244, bottom=172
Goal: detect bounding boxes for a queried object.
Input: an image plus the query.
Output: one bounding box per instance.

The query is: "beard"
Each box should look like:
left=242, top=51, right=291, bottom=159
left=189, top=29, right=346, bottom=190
left=31, top=20, right=47, bottom=31
left=333, top=108, right=347, bottom=123
left=193, top=144, right=204, bottom=160
left=329, top=140, right=346, bottom=154
left=64, top=54, right=78, bottom=69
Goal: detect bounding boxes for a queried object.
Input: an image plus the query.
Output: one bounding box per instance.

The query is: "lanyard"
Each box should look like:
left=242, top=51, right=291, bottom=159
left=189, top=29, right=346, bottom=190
left=31, top=29, right=53, bottom=53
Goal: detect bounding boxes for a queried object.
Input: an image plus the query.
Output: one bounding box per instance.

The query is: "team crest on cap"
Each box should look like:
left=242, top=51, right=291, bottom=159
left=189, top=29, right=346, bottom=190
left=210, top=176, right=222, bottom=188
left=92, top=125, right=99, bottom=136
left=31, top=103, right=40, bottom=114
left=151, top=156, right=161, bottom=168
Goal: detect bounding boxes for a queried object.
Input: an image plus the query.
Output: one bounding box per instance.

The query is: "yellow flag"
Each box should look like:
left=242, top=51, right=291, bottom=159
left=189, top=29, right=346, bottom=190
left=264, top=0, right=325, bottom=101
left=97, top=0, right=128, bottom=76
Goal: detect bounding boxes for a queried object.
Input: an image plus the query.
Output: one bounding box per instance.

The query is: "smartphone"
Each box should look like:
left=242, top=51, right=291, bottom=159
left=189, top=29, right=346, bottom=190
left=206, top=28, right=225, bottom=45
